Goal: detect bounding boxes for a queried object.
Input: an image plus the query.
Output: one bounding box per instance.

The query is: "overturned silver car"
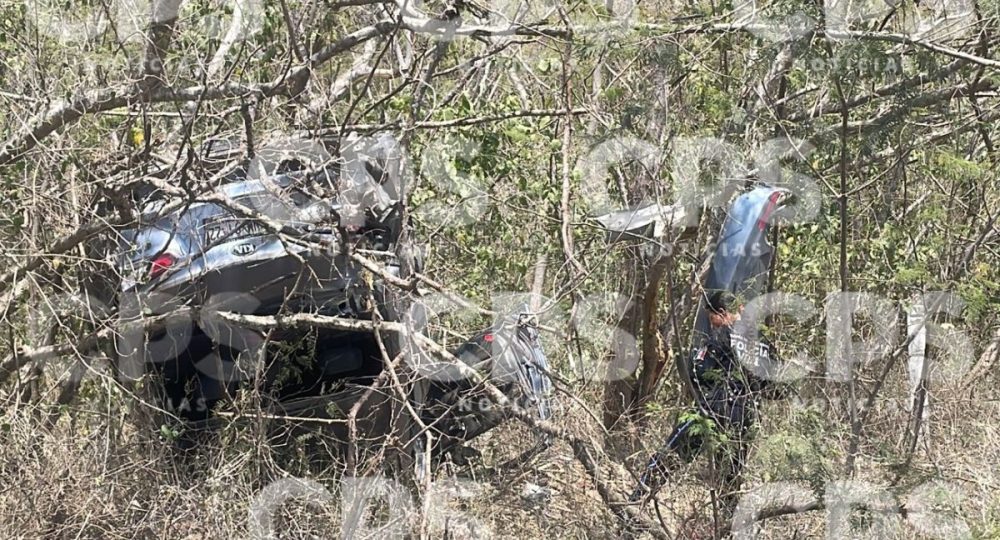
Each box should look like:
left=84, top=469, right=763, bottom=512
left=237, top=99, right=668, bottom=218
left=108, top=135, right=552, bottom=454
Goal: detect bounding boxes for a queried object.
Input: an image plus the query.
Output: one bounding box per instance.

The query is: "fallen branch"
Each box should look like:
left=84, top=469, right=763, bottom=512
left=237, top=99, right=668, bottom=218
left=0, top=307, right=195, bottom=387
left=214, top=410, right=349, bottom=425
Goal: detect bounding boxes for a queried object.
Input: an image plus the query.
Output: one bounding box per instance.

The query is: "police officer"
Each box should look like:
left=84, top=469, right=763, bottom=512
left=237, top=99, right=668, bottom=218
left=630, top=290, right=778, bottom=503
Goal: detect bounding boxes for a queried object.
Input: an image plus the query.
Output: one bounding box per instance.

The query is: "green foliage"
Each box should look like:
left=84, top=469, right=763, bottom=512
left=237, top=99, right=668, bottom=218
left=159, top=423, right=181, bottom=441
left=678, top=410, right=727, bottom=448
left=755, top=407, right=836, bottom=492
left=928, top=150, right=986, bottom=182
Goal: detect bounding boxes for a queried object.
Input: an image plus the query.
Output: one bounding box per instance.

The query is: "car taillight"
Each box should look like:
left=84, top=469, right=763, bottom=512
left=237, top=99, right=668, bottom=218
left=149, top=253, right=176, bottom=279
left=757, top=192, right=783, bottom=231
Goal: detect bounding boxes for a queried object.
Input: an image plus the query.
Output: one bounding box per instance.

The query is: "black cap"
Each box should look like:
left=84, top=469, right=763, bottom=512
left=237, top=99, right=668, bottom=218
left=706, top=290, right=737, bottom=315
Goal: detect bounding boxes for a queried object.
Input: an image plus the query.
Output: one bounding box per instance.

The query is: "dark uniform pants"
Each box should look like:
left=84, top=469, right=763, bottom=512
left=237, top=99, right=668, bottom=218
left=631, top=393, right=754, bottom=502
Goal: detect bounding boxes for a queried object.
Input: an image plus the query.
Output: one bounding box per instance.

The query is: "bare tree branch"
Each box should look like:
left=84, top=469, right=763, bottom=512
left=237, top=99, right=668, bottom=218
left=0, top=22, right=392, bottom=165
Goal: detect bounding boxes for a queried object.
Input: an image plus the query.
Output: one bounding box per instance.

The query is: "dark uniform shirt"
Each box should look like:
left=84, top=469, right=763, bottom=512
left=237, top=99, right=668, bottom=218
left=692, top=325, right=772, bottom=430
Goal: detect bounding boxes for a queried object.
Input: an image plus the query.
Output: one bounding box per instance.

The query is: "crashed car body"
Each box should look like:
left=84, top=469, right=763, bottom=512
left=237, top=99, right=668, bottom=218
left=109, top=136, right=551, bottom=451
left=594, top=183, right=792, bottom=386
left=691, top=185, right=789, bottom=371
